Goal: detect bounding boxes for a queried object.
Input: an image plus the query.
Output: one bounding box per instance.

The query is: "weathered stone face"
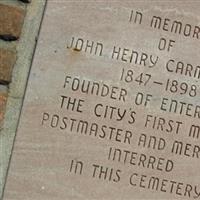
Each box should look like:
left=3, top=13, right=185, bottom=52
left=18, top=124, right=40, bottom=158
left=3, top=1, right=200, bottom=200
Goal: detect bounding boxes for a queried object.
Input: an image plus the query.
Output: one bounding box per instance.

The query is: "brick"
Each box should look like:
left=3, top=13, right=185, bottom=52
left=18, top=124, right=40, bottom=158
left=0, top=91, right=7, bottom=127
left=0, top=49, right=16, bottom=84
left=0, top=4, right=25, bottom=41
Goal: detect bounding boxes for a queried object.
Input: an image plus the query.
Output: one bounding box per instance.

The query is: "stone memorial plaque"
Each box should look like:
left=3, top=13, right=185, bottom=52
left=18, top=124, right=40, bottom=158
left=3, top=1, right=200, bottom=199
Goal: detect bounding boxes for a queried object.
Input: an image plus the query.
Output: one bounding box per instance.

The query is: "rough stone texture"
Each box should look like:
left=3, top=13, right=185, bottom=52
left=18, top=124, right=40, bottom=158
left=0, top=49, right=16, bottom=84
left=0, top=4, right=25, bottom=41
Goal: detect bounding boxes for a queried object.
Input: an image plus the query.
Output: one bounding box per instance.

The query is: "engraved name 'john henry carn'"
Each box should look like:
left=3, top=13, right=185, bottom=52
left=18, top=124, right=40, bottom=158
left=67, top=36, right=159, bottom=68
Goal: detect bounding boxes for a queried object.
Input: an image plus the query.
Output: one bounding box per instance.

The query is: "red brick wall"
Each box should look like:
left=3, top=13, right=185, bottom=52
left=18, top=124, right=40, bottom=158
left=0, top=0, right=31, bottom=127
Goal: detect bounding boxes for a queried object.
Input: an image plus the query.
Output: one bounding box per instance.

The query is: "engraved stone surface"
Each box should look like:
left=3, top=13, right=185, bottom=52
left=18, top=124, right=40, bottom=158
left=3, top=1, right=200, bottom=199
